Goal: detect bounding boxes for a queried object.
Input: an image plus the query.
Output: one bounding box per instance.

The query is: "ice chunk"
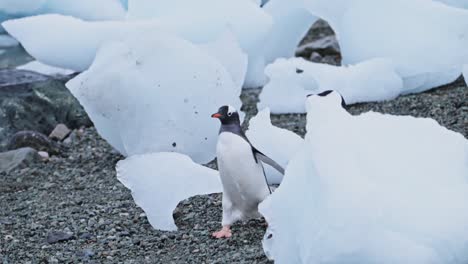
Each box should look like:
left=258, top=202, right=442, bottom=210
left=117, top=152, right=222, bottom=231
left=4, top=13, right=259, bottom=75
left=259, top=57, right=403, bottom=113
left=304, top=0, right=468, bottom=92
left=262, top=0, right=317, bottom=64
left=246, top=108, right=303, bottom=184
left=0, top=0, right=125, bottom=20
left=3, top=15, right=138, bottom=71
left=127, top=0, right=273, bottom=88
left=17, top=61, right=74, bottom=76
left=66, top=31, right=243, bottom=163
left=199, top=31, right=248, bottom=89
left=260, top=91, right=468, bottom=263
left=5, top=0, right=315, bottom=88
left=0, top=34, right=18, bottom=48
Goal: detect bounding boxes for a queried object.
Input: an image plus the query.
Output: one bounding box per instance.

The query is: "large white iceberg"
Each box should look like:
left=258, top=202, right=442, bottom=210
left=66, top=31, right=244, bottom=163
left=0, top=0, right=125, bottom=20
left=3, top=15, right=154, bottom=71
left=246, top=108, right=303, bottom=184
left=260, top=92, right=468, bottom=263
left=117, top=152, right=222, bottom=231
left=259, top=57, right=403, bottom=113
left=4, top=0, right=315, bottom=88
left=261, top=0, right=317, bottom=64
left=127, top=0, right=317, bottom=87
left=303, top=0, right=468, bottom=93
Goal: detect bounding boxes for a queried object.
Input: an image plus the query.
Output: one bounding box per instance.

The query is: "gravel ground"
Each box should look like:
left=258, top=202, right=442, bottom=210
left=1, top=77, right=467, bottom=263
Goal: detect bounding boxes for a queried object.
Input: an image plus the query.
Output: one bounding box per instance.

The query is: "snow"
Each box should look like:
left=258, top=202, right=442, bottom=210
left=259, top=57, right=403, bottom=113
left=246, top=108, right=303, bottom=184
left=66, top=31, right=244, bottom=163
left=0, top=0, right=125, bottom=20
left=260, top=91, right=468, bottom=263
left=0, top=34, right=18, bottom=48
left=304, top=0, right=468, bottom=93
left=17, top=61, right=75, bottom=76
left=117, top=152, right=222, bottom=231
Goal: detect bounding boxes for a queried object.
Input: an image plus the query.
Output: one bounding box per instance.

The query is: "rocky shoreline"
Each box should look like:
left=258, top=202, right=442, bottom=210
left=1, top=77, right=467, bottom=263
left=1, top=19, right=467, bottom=263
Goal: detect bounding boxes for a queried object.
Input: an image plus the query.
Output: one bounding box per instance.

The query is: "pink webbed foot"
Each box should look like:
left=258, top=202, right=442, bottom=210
left=212, top=226, right=232, bottom=239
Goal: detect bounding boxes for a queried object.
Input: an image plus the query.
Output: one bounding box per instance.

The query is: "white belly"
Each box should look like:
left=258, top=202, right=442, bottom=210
left=216, top=132, right=270, bottom=217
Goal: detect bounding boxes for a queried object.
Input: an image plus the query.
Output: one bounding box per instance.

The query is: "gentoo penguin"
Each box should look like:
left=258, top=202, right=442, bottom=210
left=211, top=105, right=284, bottom=238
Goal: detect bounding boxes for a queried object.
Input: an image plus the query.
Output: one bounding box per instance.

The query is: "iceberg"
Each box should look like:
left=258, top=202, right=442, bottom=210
left=259, top=57, right=403, bottom=113
left=5, top=0, right=315, bottom=88
left=66, top=31, right=244, bottom=163
left=246, top=108, right=303, bottom=184
left=117, top=152, right=222, bottom=231
left=0, top=0, right=125, bottom=21
left=127, top=0, right=316, bottom=87
left=262, top=0, right=317, bottom=64
left=3, top=15, right=152, bottom=71
left=304, top=0, right=468, bottom=92
left=127, top=0, right=274, bottom=88
left=260, top=91, right=468, bottom=263
left=3, top=12, right=262, bottom=77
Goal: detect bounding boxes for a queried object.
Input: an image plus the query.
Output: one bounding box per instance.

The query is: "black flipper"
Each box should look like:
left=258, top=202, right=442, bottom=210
left=251, top=146, right=285, bottom=195
left=252, top=147, right=285, bottom=175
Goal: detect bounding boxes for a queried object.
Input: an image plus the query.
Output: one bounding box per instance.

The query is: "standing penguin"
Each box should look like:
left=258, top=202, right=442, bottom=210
left=211, top=105, right=284, bottom=238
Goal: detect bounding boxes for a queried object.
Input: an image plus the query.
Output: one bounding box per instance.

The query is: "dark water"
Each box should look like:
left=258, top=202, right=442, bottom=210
left=0, top=41, right=33, bottom=69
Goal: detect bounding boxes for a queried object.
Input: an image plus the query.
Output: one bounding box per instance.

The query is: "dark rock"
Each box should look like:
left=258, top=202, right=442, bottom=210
left=49, top=124, right=71, bottom=141
left=296, top=35, right=340, bottom=58
left=46, top=231, right=74, bottom=244
left=79, top=232, right=93, bottom=240
left=7, top=131, right=61, bottom=154
left=0, top=69, right=91, bottom=151
left=321, top=55, right=341, bottom=66
left=309, top=52, right=323, bottom=63
left=0, top=147, right=40, bottom=173
left=1, top=72, right=465, bottom=263
left=77, top=248, right=95, bottom=259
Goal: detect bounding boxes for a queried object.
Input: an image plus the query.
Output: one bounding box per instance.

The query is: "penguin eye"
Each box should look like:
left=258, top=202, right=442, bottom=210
left=227, top=112, right=233, bottom=117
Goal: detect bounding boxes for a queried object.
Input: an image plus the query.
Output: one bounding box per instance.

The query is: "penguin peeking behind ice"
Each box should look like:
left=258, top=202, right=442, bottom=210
left=211, top=105, right=285, bottom=239
left=306, top=90, right=347, bottom=108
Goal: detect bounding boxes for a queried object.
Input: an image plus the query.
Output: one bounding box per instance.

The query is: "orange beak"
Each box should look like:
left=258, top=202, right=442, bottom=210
left=211, top=113, right=222, bottom=118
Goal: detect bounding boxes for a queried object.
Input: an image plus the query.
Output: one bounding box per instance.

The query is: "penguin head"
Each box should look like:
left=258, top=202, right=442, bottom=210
left=211, top=105, right=240, bottom=125
left=306, top=90, right=346, bottom=109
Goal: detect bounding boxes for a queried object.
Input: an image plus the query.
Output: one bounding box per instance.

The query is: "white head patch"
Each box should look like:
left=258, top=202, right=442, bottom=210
left=227, top=105, right=237, bottom=115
